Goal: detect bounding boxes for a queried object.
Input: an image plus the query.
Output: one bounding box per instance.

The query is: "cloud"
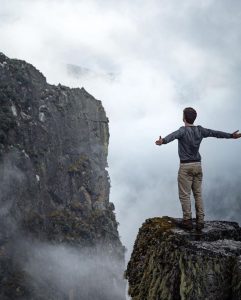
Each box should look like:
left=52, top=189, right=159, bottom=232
left=0, top=0, right=241, bottom=262
left=18, top=240, right=125, bottom=300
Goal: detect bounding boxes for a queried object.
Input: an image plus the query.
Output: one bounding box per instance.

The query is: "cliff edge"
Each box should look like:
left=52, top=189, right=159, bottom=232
left=0, top=53, right=125, bottom=299
left=125, top=217, right=241, bottom=300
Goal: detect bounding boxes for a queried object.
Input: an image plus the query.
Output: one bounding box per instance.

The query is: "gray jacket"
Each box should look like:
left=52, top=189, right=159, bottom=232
left=162, top=125, right=233, bottom=162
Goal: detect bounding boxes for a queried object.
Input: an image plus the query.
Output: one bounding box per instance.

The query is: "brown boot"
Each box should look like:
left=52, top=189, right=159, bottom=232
left=196, top=222, right=204, bottom=231
left=196, top=218, right=204, bottom=231
left=180, top=219, right=193, bottom=230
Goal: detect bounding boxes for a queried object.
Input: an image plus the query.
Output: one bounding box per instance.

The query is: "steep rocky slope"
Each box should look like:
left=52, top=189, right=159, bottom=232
left=125, top=217, right=241, bottom=300
left=0, top=53, right=125, bottom=299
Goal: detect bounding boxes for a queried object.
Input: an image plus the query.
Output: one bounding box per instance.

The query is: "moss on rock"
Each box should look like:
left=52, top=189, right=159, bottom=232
left=126, top=217, right=241, bottom=300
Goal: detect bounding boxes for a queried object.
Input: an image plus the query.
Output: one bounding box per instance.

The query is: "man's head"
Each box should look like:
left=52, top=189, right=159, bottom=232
left=183, top=107, right=197, bottom=124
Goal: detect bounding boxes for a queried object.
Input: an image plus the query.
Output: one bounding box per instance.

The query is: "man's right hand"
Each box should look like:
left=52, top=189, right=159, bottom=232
left=232, top=130, right=241, bottom=139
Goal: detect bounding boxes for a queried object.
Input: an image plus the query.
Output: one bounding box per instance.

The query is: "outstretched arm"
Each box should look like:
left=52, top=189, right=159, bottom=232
left=200, top=126, right=241, bottom=139
left=155, top=128, right=183, bottom=146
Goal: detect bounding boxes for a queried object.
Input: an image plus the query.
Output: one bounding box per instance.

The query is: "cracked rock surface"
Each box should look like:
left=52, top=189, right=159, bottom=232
left=125, top=216, right=241, bottom=300
left=0, top=53, right=125, bottom=300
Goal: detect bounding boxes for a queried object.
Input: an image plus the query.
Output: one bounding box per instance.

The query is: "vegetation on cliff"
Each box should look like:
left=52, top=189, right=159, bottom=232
left=0, top=52, right=125, bottom=300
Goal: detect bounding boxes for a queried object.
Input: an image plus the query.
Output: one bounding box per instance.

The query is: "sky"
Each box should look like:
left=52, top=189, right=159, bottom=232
left=1, top=0, right=241, bottom=260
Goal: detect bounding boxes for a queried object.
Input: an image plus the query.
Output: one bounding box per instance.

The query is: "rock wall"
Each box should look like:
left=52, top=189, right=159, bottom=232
left=0, top=53, right=125, bottom=300
left=125, top=217, right=241, bottom=300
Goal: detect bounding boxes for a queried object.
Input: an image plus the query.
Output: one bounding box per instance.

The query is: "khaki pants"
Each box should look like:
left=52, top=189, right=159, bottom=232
left=178, top=162, right=204, bottom=222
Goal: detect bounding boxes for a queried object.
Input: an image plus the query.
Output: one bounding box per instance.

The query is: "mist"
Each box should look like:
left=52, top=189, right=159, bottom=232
left=15, top=239, right=125, bottom=299
left=1, top=0, right=241, bottom=261
left=0, top=153, right=126, bottom=299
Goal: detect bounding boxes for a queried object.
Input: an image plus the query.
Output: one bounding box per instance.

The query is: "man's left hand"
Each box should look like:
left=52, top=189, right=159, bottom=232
left=155, top=137, right=163, bottom=146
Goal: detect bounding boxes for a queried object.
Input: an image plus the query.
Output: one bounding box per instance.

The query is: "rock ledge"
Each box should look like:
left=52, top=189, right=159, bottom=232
left=125, top=216, right=241, bottom=300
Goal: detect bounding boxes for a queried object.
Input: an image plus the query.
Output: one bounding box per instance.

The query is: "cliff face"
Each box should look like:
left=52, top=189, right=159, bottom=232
left=0, top=53, right=125, bottom=300
left=125, top=217, right=241, bottom=300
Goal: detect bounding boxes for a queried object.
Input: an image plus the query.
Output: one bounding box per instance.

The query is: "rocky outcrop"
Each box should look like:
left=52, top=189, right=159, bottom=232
left=0, top=53, right=125, bottom=299
left=125, top=217, right=241, bottom=300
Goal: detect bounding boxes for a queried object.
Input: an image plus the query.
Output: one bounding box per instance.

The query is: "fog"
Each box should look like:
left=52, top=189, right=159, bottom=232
left=0, top=154, right=125, bottom=299
left=1, top=0, right=241, bottom=261
left=18, top=240, right=125, bottom=299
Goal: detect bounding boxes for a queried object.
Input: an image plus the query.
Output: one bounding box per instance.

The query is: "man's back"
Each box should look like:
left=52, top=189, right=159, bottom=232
left=162, top=125, right=233, bottom=163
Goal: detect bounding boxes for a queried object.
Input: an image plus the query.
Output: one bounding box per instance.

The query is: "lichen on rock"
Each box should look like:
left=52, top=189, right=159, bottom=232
left=125, top=217, right=241, bottom=300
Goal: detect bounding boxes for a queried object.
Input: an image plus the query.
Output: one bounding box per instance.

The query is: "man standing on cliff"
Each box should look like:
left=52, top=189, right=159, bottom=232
left=155, top=107, right=241, bottom=231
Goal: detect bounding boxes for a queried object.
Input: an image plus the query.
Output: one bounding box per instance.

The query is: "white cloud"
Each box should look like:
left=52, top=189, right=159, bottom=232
left=1, top=0, right=241, bottom=259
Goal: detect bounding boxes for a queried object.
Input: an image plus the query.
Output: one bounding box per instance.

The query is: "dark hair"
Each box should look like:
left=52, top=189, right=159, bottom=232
left=183, top=107, right=197, bottom=124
